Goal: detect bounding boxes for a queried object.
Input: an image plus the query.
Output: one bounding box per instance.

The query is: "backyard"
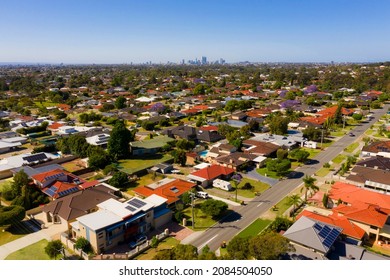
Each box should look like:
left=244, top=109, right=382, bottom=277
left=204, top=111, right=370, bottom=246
left=118, top=154, right=173, bottom=174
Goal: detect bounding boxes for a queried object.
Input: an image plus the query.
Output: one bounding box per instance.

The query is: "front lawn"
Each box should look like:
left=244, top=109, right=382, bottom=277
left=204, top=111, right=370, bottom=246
left=118, top=154, right=173, bottom=174
left=256, top=167, right=281, bottom=179
left=126, top=173, right=166, bottom=194
left=273, top=196, right=294, bottom=216
left=232, top=178, right=270, bottom=198
left=182, top=202, right=219, bottom=231
left=316, top=167, right=331, bottom=178
left=135, top=237, right=180, bottom=260
left=345, top=142, right=359, bottom=154
left=301, top=147, right=321, bottom=159
left=0, top=229, right=26, bottom=246
left=237, top=218, right=272, bottom=238
left=332, top=154, right=346, bottom=164
left=5, top=239, right=50, bottom=260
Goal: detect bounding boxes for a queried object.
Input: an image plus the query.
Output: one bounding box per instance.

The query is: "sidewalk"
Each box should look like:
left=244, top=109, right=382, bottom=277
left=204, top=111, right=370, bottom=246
left=208, top=194, right=241, bottom=207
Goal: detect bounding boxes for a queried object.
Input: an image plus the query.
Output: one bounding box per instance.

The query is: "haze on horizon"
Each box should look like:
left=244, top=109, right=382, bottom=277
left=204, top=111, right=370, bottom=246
left=1, top=0, right=390, bottom=64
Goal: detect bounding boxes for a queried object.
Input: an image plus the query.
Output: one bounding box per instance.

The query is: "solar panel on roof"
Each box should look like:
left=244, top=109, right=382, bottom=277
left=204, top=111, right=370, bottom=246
left=128, top=198, right=147, bottom=209
left=318, top=226, right=331, bottom=239
left=170, top=187, right=179, bottom=193
left=313, top=223, right=322, bottom=232
left=44, top=188, right=56, bottom=197
left=125, top=205, right=136, bottom=212
left=23, top=153, right=48, bottom=163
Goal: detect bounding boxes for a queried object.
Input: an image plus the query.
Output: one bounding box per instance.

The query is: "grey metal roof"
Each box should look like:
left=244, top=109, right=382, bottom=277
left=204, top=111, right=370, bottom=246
left=283, top=216, right=342, bottom=254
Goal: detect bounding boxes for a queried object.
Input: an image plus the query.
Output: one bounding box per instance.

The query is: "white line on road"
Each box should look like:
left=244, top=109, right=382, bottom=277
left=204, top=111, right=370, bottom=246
left=257, top=202, right=263, bottom=207
left=198, top=234, right=219, bottom=251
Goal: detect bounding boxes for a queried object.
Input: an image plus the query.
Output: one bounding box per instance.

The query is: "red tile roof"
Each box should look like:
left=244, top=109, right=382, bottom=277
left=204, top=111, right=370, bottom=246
left=181, top=109, right=201, bottom=115
left=334, top=202, right=390, bottom=228
left=57, top=104, right=71, bottom=111
left=48, top=122, right=64, bottom=130
left=32, top=169, right=66, bottom=183
left=190, top=164, right=234, bottom=180
left=134, top=179, right=196, bottom=205
left=297, top=210, right=366, bottom=240
left=193, top=105, right=209, bottom=110
left=329, top=182, right=390, bottom=209
left=199, top=125, right=219, bottom=131
left=80, top=180, right=100, bottom=189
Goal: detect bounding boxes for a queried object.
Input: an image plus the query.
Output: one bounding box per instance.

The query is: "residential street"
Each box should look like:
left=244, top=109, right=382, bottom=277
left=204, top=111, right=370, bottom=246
left=189, top=105, right=389, bottom=252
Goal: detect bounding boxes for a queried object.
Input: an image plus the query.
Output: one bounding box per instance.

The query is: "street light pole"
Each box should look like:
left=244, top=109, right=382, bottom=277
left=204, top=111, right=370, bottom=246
left=190, top=193, right=195, bottom=229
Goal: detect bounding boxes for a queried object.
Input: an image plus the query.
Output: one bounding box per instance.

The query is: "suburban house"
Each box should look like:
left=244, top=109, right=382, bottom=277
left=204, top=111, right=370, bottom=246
left=149, top=163, right=173, bottom=174
left=70, top=195, right=172, bottom=254
left=31, top=168, right=99, bottom=199
left=42, top=183, right=121, bottom=231
left=242, top=139, right=280, bottom=157
left=129, top=135, right=173, bottom=156
left=283, top=216, right=343, bottom=256
left=164, top=125, right=224, bottom=143
left=86, top=133, right=110, bottom=147
left=328, top=182, right=390, bottom=243
left=297, top=210, right=366, bottom=244
left=0, top=152, right=59, bottom=179
left=214, top=152, right=257, bottom=170
left=361, top=141, right=390, bottom=158
left=299, top=106, right=354, bottom=126
left=187, top=164, right=235, bottom=187
left=346, top=163, right=390, bottom=194
left=133, top=178, right=196, bottom=206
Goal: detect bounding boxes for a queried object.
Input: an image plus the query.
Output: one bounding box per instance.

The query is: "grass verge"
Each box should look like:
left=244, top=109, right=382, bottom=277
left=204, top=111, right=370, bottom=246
left=237, top=219, right=272, bottom=238
left=5, top=239, right=50, bottom=260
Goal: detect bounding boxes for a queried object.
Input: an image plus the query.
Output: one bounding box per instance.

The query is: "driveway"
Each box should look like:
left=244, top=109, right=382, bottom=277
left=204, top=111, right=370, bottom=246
left=243, top=168, right=279, bottom=186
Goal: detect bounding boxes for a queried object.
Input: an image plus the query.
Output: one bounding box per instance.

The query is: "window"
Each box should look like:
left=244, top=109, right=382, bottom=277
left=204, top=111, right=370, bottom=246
left=98, top=232, right=104, bottom=239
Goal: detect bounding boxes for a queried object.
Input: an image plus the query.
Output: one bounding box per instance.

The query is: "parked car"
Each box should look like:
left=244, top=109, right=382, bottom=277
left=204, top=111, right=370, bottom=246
left=348, top=132, right=355, bottom=137
left=196, top=191, right=209, bottom=199
left=129, top=234, right=147, bottom=249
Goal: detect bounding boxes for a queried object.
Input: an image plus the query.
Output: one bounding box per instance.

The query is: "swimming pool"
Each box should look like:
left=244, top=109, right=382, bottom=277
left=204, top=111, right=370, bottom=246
left=198, top=150, right=209, bottom=157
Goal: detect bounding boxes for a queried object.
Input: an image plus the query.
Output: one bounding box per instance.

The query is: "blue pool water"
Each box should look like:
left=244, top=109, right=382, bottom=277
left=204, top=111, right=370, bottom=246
left=199, top=150, right=209, bottom=157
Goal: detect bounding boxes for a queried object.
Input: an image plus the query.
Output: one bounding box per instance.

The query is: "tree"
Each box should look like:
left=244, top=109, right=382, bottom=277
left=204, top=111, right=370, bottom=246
left=45, top=240, right=64, bottom=260
left=226, top=236, right=250, bottom=260
left=88, top=146, right=110, bottom=169
left=107, top=121, right=134, bottom=160
left=277, top=149, right=288, bottom=160
left=74, top=237, right=93, bottom=254
left=150, top=236, right=159, bottom=249
left=176, top=139, right=195, bottom=151
left=248, top=232, right=293, bottom=260
left=200, top=199, right=228, bottom=219
left=267, top=115, right=289, bottom=135
left=301, top=175, right=318, bottom=201
left=141, top=121, right=155, bottom=131
left=303, top=126, right=324, bottom=142
left=352, top=113, right=363, bottom=121
left=171, top=149, right=187, bottom=166
left=322, top=193, right=329, bottom=208
left=181, top=192, right=192, bottom=206
left=0, top=205, right=25, bottom=226
left=108, top=172, right=129, bottom=189
left=11, top=170, right=30, bottom=198
left=288, top=194, right=302, bottom=214
left=115, top=96, right=126, bottom=109
left=198, top=245, right=217, bottom=260
left=266, top=159, right=291, bottom=176
left=268, top=217, right=293, bottom=232
left=289, top=148, right=310, bottom=163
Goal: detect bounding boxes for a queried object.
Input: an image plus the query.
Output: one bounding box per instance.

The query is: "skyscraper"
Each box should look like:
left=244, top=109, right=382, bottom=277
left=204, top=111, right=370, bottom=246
left=201, top=56, right=207, bottom=65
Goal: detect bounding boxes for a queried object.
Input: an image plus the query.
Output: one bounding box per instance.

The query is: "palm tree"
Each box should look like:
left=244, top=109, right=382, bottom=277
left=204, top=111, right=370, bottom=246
left=301, top=175, right=318, bottom=201
left=288, top=194, right=303, bottom=213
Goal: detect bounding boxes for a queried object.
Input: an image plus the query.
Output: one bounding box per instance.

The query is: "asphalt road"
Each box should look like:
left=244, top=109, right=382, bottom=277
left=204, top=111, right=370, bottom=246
left=191, top=105, right=389, bottom=252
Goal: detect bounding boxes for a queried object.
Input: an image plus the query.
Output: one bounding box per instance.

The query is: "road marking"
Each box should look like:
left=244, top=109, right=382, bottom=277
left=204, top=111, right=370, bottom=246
left=257, top=202, right=263, bottom=207
left=198, top=234, right=218, bottom=251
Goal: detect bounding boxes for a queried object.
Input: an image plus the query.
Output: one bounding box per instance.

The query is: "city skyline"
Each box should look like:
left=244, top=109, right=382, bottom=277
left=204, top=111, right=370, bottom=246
left=1, top=0, right=390, bottom=64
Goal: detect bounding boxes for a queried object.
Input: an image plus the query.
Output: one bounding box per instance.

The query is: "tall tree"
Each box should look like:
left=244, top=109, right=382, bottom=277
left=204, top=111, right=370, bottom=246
left=107, top=121, right=134, bottom=160
left=115, top=96, right=127, bottom=109
left=45, top=240, right=64, bottom=260
left=248, top=232, right=293, bottom=260
left=301, top=175, right=319, bottom=201
left=11, top=170, right=30, bottom=198
left=288, top=194, right=302, bottom=213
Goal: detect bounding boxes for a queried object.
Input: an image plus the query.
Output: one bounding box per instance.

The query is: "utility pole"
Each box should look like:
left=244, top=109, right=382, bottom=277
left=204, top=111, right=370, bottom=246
left=321, top=128, right=324, bottom=149
left=343, top=115, right=346, bottom=130
left=190, top=193, right=195, bottom=229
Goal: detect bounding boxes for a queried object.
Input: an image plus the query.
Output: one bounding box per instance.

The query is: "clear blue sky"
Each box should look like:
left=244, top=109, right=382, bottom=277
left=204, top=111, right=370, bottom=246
left=1, top=0, right=389, bottom=64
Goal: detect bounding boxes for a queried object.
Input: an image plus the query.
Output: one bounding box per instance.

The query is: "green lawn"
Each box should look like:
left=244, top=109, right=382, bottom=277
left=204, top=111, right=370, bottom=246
left=0, top=229, right=26, bottom=246
left=5, top=239, right=50, bottom=260
left=34, top=101, right=59, bottom=108
left=118, top=153, right=173, bottom=174
left=182, top=202, right=218, bottom=231
left=237, top=219, right=272, bottom=238
left=301, top=147, right=321, bottom=159
left=232, top=178, right=270, bottom=198
left=345, top=142, right=359, bottom=154
left=316, top=167, right=331, bottom=177
left=126, top=173, right=166, bottom=194
left=135, top=237, right=180, bottom=260
left=332, top=154, right=346, bottom=164
left=256, top=167, right=281, bottom=179
left=274, top=196, right=294, bottom=216
left=330, top=130, right=346, bottom=137
left=0, top=178, right=13, bottom=192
